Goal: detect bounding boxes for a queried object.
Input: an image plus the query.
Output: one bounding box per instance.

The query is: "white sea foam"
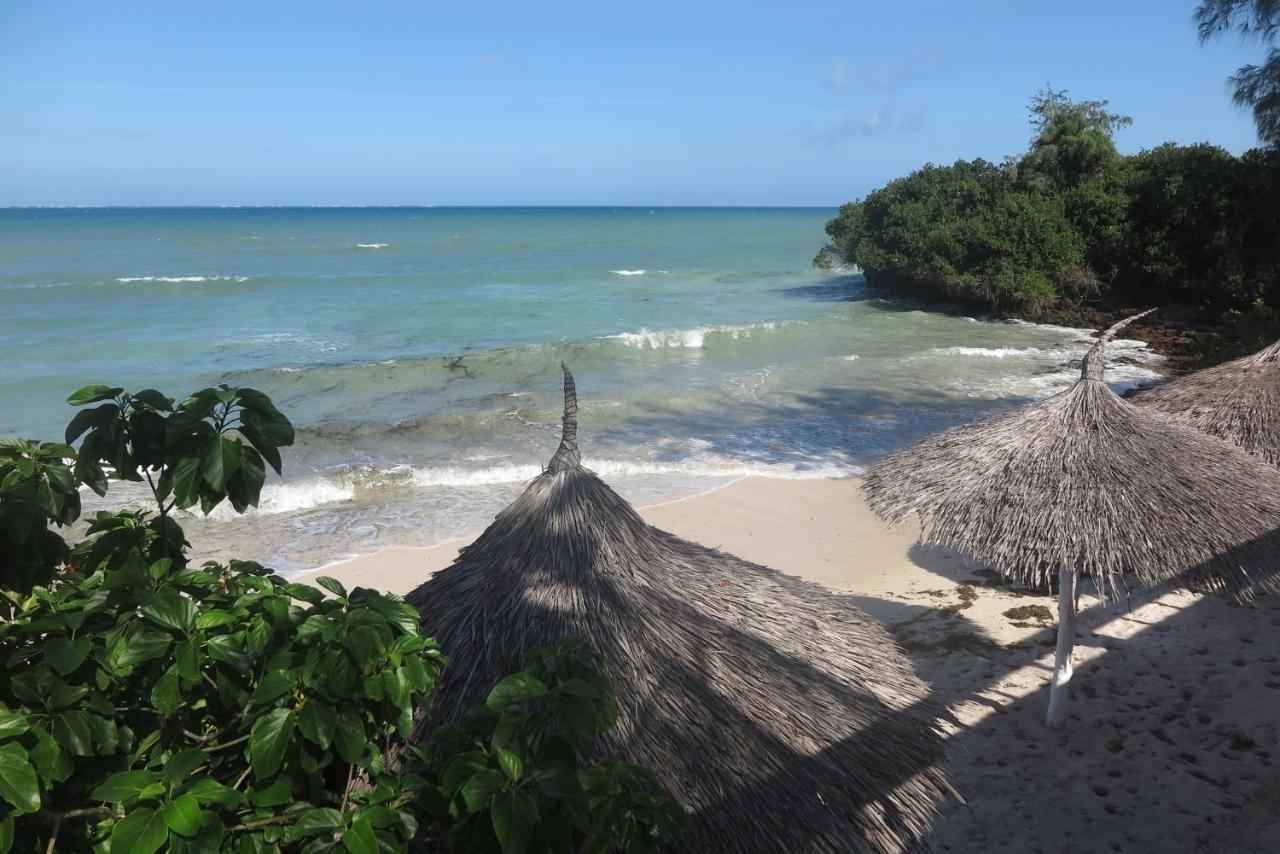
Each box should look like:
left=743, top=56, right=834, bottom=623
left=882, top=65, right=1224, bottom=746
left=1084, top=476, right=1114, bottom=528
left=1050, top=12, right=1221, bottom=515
left=201, top=477, right=357, bottom=520
left=843, top=354, right=861, bottom=361
left=611, top=269, right=646, bottom=276
left=356, top=243, right=389, bottom=249
left=117, top=275, right=249, bottom=283
left=196, top=454, right=859, bottom=521
left=930, top=346, right=1059, bottom=359
left=605, top=321, right=778, bottom=349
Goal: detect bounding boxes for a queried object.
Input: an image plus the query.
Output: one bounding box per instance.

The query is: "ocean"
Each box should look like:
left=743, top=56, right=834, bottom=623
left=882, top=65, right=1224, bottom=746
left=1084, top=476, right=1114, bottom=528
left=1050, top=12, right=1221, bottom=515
left=0, top=207, right=1164, bottom=573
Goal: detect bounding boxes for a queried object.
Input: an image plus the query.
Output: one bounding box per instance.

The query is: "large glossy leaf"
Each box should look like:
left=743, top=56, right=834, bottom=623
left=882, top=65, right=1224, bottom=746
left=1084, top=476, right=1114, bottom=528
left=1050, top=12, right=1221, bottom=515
left=486, top=673, right=548, bottom=711
left=0, top=711, right=29, bottom=739
left=110, top=806, right=169, bottom=854
left=341, top=817, right=378, bottom=854
left=491, top=790, right=538, bottom=854
left=298, top=700, right=336, bottom=749
left=67, top=385, right=122, bottom=406
left=163, top=794, right=202, bottom=836
left=200, top=436, right=242, bottom=493
left=249, top=708, right=295, bottom=779
left=141, top=589, right=198, bottom=632
left=0, top=743, right=40, bottom=814
left=92, top=769, right=159, bottom=803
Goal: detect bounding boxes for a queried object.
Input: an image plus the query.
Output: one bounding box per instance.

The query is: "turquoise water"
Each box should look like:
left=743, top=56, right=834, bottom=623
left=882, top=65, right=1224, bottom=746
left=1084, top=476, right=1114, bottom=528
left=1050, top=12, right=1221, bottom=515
left=0, top=207, right=1163, bottom=571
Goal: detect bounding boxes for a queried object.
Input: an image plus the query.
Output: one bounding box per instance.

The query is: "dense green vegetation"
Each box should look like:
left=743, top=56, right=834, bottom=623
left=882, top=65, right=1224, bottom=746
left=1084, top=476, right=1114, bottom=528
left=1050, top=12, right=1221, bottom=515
left=816, top=88, right=1280, bottom=360
left=0, top=386, right=682, bottom=852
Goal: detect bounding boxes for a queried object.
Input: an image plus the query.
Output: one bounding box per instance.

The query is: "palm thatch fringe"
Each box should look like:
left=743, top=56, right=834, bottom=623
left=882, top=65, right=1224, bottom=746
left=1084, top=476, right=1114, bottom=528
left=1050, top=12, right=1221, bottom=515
left=863, top=311, right=1280, bottom=603
left=407, top=365, right=952, bottom=853
left=863, top=311, right=1280, bottom=725
left=1132, top=338, right=1280, bottom=465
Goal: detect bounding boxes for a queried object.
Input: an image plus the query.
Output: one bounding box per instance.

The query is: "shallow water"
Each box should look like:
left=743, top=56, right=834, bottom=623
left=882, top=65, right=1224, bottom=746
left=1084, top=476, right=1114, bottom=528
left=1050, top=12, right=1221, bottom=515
left=0, top=207, right=1163, bottom=572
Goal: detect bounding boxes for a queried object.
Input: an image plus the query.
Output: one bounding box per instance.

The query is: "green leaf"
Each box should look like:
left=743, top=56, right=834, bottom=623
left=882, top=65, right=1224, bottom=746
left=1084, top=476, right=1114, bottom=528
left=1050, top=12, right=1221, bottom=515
left=332, top=712, right=366, bottom=764
left=184, top=777, right=243, bottom=808
left=249, top=777, right=291, bottom=807
left=0, top=711, right=29, bottom=740
left=162, top=749, right=206, bottom=785
left=200, top=436, right=242, bottom=493
left=151, top=665, right=180, bottom=716
left=341, top=817, right=378, bottom=854
left=174, top=638, right=200, bottom=681
left=533, top=761, right=583, bottom=800
left=0, top=743, right=40, bottom=814
left=248, top=669, right=297, bottom=707
left=114, top=627, right=173, bottom=668
left=249, top=708, right=295, bottom=779
left=492, top=790, right=538, bottom=854
left=205, top=635, right=249, bottom=671
left=171, top=453, right=202, bottom=508
left=193, top=609, right=235, bottom=630
left=131, top=389, right=174, bottom=411
left=461, top=768, right=506, bottom=812
left=141, top=590, right=199, bottom=632
left=497, top=748, right=523, bottom=782
left=92, top=769, right=159, bottom=803
left=110, top=806, right=169, bottom=854
left=486, top=673, right=548, bottom=711
left=52, top=712, right=92, bottom=756
left=314, top=576, right=347, bottom=598
left=68, top=384, right=122, bottom=406
left=64, top=407, right=98, bottom=443
left=163, top=794, right=202, bottom=836
left=298, top=700, right=337, bottom=750
left=287, top=807, right=343, bottom=840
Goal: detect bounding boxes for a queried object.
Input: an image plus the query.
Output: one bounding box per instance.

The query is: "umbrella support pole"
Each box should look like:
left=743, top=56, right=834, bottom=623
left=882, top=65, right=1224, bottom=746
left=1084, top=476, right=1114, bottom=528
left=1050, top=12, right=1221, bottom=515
left=1046, top=564, right=1076, bottom=728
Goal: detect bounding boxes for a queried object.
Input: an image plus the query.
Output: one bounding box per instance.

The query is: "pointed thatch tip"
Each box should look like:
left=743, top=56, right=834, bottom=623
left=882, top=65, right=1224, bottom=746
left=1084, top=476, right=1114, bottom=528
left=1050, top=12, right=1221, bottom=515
left=1081, top=308, right=1157, bottom=381
left=547, top=362, right=581, bottom=473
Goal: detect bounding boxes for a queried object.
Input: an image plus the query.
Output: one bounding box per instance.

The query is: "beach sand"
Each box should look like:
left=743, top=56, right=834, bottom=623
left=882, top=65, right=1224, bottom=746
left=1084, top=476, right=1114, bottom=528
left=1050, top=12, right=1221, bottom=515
left=305, top=476, right=1280, bottom=852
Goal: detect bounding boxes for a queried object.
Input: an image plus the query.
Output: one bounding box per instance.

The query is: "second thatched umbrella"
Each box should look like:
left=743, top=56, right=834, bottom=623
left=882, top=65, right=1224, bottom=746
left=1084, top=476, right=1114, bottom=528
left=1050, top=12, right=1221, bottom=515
left=406, top=365, right=952, bottom=853
left=864, top=312, right=1280, bottom=727
left=1132, top=338, right=1280, bottom=465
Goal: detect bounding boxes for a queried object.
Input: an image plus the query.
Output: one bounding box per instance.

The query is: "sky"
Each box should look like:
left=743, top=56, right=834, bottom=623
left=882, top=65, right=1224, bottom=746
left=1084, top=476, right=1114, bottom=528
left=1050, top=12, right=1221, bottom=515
left=0, top=0, right=1269, bottom=206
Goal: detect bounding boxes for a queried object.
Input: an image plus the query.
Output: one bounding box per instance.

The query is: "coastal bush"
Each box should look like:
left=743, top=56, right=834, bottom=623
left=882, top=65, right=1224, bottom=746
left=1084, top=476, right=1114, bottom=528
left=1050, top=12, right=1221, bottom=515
left=0, top=385, right=683, bottom=852
left=821, top=157, right=1088, bottom=314
left=818, top=87, right=1280, bottom=345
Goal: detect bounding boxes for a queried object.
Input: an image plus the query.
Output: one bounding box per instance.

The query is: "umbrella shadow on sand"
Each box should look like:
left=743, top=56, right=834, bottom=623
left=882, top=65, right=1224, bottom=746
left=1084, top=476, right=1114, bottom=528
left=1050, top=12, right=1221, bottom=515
left=835, top=525, right=1280, bottom=852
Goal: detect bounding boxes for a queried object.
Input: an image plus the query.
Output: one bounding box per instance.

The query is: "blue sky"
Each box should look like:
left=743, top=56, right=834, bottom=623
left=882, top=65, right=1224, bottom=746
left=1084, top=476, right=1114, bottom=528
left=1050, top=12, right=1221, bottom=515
left=0, top=0, right=1267, bottom=206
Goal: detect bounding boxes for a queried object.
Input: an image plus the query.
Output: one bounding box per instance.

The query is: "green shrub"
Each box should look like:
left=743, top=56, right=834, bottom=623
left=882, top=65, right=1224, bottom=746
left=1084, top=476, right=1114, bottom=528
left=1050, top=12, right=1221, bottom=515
left=0, top=385, right=683, bottom=853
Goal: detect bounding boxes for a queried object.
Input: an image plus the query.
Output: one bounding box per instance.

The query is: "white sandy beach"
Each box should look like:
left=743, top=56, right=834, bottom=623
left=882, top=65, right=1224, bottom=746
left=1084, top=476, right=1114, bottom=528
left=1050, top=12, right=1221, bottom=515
left=303, top=476, right=1280, bottom=852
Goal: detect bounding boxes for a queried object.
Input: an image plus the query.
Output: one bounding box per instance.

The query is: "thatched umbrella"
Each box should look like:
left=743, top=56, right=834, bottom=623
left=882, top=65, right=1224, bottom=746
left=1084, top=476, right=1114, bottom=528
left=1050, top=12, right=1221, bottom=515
left=407, top=365, right=952, bottom=853
left=863, top=312, right=1280, bottom=727
left=1132, top=338, right=1280, bottom=465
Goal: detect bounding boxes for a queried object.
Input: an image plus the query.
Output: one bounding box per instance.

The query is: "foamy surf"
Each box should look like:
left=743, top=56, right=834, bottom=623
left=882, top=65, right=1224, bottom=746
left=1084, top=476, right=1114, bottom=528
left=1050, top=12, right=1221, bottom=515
left=116, top=275, right=249, bottom=283
left=356, top=243, right=389, bottom=249
left=605, top=321, right=780, bottom=349
left=611, top=269, right=646, bottom=276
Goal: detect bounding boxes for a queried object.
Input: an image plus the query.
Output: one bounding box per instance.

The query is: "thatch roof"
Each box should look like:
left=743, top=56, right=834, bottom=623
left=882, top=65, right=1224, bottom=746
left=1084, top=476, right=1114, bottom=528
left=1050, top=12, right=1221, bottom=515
left=406, top=365, right=952, bottom=853
left=1132, top=339, right=1280, bottom=465
left=863, top=313, right=1280, bottom=602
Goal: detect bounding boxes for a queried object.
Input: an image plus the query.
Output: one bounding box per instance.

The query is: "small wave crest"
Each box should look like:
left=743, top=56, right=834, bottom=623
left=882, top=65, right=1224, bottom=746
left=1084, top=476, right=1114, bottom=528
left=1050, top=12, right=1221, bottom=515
left=611, top=269, right=646, bottom=276
left=356, top=243, right=389, bottom=249
left=604, top=321, right=779, bottom=350
left=117, top=275, right=249, bottom=284
left=197, top=454, right=858, bottom=521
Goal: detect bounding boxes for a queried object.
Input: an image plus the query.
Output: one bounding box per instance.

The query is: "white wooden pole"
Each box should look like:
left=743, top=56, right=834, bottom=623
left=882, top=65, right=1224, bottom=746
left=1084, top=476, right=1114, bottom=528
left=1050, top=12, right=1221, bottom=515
left=1046, top=564, right=1077, bottom=728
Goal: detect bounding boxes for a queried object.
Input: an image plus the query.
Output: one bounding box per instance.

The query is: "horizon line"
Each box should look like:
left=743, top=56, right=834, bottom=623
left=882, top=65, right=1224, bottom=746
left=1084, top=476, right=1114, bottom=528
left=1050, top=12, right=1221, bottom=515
left=0, top=204, right=839, bottom=210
